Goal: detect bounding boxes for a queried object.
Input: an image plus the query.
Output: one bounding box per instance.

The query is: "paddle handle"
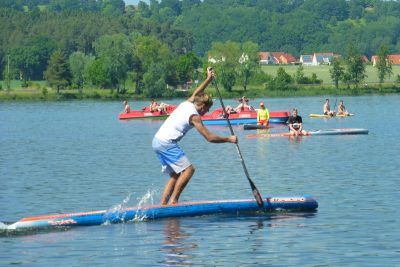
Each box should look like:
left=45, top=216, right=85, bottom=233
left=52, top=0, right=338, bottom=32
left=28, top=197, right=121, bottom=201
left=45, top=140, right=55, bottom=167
left=211, top=80, right=264, bottom=207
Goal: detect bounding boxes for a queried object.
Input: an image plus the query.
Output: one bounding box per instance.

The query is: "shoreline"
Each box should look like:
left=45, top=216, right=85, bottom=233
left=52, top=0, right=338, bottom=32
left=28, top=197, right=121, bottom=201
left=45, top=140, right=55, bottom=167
left=1, top=84, right=399, bottom=101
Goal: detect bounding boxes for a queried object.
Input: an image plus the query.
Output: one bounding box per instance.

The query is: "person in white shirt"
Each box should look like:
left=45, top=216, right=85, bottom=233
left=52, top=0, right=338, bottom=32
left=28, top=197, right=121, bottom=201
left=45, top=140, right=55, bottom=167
left=152, top=67, right=237, bottom=205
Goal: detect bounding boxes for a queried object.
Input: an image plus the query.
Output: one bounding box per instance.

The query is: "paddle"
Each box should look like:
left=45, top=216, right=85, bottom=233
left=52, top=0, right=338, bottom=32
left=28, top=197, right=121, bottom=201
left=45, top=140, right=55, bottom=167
left=211, top=79, right=264, bottom=208
left=333, top=98, right=337, bottom=116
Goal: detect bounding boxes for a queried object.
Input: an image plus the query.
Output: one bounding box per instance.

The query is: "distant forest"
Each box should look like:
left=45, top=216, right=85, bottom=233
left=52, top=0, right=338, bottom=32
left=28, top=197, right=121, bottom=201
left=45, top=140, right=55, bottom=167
left=1, top=0, right=400, bottom=92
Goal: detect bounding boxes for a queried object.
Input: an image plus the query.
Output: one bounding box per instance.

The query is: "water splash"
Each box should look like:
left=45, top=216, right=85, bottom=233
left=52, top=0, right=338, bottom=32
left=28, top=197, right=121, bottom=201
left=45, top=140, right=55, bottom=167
left=133, top=189, right=156, bottom=222
left=103, top=193, right=133, bottom=225
left=103, top=189, right=157, bottom=225
left=0, top=222, right=9, bottom=230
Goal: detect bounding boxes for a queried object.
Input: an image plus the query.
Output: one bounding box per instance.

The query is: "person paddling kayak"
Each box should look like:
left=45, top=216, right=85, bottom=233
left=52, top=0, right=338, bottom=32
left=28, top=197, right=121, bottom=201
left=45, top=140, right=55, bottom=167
left=152, top=67, right=238, bottom=205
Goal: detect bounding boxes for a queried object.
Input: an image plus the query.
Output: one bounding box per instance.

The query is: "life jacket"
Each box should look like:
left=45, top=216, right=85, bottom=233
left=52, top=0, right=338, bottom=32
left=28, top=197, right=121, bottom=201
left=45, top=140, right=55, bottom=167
left=257, top=108, right=269, bottom=121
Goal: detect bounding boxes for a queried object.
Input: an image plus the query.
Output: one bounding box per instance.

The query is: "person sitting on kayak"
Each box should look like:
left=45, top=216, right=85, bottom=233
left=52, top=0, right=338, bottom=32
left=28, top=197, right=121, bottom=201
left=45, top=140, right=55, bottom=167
left=257, top=102, right=269, bottom=126
left=150, top=99, right=169, bottom=113
left=245, top=98, right=255, bottom=111
left=152, top=67, right=237, bottom=205
left=123, top=100, right=131, bottom=113
left=287, top=108, right=307, bottom=136
left=323, top=99, right=336, bottom=116
left=234, top=96, right=254, bottom=112
left=337, top=100, right=349, bottom=116
left=224, top=105, right=236, bottom=115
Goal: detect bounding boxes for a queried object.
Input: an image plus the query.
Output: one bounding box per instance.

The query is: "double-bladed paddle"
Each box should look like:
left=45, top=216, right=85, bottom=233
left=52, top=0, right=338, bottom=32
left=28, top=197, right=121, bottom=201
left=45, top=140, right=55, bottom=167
left=211, top=79, right=264, bottom=208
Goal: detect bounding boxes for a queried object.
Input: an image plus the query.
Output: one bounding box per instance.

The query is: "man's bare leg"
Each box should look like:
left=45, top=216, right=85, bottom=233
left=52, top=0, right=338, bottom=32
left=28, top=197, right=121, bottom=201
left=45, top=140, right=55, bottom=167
left=161, top=173, right=179, bottom=205
left=168, top=165, right=195, bottom=205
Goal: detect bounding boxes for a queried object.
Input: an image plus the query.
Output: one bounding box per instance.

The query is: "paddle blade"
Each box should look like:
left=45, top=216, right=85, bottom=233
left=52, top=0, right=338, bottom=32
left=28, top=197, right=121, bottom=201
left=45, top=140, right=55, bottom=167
left=252, top=188, right=264, bottom=207
left=249, top=180, right=264, bottom=207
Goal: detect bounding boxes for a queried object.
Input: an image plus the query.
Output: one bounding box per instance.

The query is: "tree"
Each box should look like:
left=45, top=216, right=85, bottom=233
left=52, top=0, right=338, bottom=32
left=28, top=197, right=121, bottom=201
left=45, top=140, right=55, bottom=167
left=93, top=34, right=133, bottom=91
left=86, top=58, right=111, bottom=88
left=137, top=1, right=152, bottom=18
left=3, top=54, right=11, bottom=90
left=133, top=35, right=171, bottom=92
left=330, top=58, right=345, bottom=89
left=68, top=52, right=94, bottom=91
left=143, top=63, right=167, bottom=98
left=160, top=0, right=182, bottom=16
left=344, top=44, right=367, bottom=88
left=208, top=41, right=241, bottom=91
left=238, top=41, right=260, bottom=91
left=9, top=46, right=40, bottom=82
left=44, top=50, right=71, bottom=93
left=181, top=0, right=201, bottom=11
left=294, top=65, right=307, bottom=84
left=375, top=44, right=392, bottom=85
left=267, top=67, right=292, bottom=91
left=101, top=0, right=125, bottom=16
left=174, top=52, right=201, bottom=86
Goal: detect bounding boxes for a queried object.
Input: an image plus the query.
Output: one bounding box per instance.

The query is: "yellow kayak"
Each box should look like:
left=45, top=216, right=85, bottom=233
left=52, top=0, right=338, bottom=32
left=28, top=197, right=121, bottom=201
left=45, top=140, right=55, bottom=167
left=309, top=113, right=354, bottom=118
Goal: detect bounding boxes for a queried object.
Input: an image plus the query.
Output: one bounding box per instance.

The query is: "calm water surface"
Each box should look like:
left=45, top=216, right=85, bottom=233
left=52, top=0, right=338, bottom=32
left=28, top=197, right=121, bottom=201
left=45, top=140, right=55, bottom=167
left=1, top=95, right=399, bottom=266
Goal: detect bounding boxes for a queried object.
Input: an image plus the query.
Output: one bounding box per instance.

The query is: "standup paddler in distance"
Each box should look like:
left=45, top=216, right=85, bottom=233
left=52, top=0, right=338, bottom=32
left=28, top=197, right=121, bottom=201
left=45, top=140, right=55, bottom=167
left=152, top=67, right=238, bottom=205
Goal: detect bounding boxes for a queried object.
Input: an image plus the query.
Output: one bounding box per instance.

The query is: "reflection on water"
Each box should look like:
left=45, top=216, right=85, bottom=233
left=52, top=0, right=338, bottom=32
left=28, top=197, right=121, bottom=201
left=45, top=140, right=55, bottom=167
left=158, top=212, right=317, bottom=266
left=160, top=219, right=196, bottom=266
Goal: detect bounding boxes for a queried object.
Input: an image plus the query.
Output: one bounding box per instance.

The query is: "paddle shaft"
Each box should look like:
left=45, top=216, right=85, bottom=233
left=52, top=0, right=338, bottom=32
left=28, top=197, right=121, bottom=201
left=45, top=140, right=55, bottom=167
left=212, top=80, right=264, bottom=207
left=333, top=98, right=337, bottom=112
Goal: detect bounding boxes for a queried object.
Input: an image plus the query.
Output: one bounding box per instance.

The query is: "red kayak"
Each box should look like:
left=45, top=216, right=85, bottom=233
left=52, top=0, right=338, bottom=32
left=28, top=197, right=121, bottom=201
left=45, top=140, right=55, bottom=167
left=118, top=105, right=177, bottom=120
left=201, top=108, right=290, bottom=125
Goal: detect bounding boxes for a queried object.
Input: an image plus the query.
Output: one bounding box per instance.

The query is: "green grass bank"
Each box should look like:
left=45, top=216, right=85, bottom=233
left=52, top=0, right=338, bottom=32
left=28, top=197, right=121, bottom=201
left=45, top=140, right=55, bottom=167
left=1, top=64, right=400, bottom=101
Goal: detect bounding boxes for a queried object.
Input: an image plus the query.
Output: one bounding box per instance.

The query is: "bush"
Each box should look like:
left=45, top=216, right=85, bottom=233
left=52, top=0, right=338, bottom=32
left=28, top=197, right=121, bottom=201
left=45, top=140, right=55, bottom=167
left=250, top=71, right=273, bottom=84
left=118, top=87, right=127, bottom=94
left=21, top=80, right=29, bottom=87
left=310, top=73, right=322, bottom=84
left=266, top=67, right=293, bottom=90
left=162, top=88, right=175, bottom=98
left=42, top=87, right=48, bottom=96
left=59, top=92, right=78, bottom=100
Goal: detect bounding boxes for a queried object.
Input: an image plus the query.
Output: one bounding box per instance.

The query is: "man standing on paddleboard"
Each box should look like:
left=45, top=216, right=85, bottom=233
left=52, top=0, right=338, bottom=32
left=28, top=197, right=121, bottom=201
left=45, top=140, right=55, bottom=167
left=152, top=67, right=238, bottom=205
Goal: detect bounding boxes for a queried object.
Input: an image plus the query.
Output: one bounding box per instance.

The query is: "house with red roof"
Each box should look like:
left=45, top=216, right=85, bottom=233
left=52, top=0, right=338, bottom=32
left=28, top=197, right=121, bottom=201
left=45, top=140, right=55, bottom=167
left=361, top=55, right=369, bottom=63
left=259, top=52, right=296, bottom=65
left=371, top=55, right=400, bottom=66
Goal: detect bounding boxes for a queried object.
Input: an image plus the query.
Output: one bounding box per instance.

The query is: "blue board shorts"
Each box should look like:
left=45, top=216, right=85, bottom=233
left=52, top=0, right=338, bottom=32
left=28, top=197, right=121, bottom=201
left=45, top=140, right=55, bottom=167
left=152, top=137, right=191, bottom=175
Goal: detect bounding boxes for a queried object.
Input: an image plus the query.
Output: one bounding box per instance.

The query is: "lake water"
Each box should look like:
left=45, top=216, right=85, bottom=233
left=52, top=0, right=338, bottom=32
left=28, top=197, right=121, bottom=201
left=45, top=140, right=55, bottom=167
left=1, top=95, right=399, bottom=266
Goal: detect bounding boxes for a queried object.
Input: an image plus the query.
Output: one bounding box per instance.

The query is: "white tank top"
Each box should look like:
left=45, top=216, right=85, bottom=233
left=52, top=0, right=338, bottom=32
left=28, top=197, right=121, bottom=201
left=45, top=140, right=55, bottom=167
left=155, top=101, right=199, bottom=142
